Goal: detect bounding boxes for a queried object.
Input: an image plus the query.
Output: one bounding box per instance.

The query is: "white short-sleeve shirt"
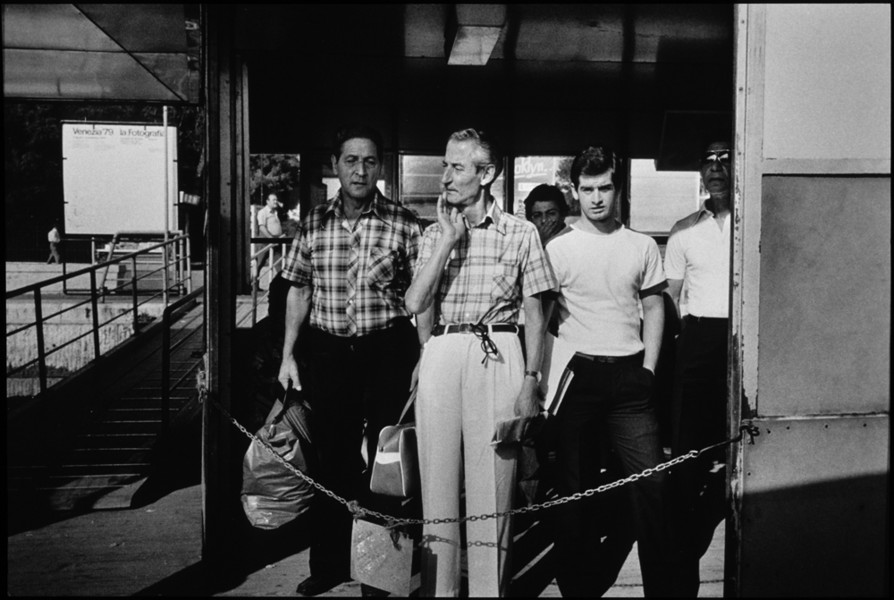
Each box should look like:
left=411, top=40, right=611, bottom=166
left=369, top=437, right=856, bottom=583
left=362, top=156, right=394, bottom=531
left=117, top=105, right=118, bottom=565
left=546, top=223, right=667, bottom=356
left=664, top=213, right=730, bottom=318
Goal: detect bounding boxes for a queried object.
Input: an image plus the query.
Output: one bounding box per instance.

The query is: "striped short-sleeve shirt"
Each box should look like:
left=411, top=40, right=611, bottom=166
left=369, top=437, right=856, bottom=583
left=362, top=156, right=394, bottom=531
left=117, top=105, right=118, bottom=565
left=281, top=191, right=422, bottom=337
left=415, top=200, right=557, bottom=325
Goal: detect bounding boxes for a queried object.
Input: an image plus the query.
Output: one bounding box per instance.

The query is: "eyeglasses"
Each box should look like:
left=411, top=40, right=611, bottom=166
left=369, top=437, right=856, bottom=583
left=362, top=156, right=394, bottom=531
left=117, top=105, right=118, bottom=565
left=702, top=150, right=731, bottom=166
left=470, top=323, right=501, bottom=364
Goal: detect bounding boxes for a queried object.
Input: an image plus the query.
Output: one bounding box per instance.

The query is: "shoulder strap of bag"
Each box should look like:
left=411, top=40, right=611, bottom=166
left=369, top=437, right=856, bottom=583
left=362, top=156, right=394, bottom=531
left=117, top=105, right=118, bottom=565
left=396, top=383, right=417, bottom=425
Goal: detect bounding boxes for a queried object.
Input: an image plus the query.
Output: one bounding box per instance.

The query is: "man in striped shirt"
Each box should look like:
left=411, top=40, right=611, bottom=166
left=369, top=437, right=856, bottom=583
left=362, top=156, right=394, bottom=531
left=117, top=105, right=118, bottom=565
left=278, top=124, right=422, bottom=597
left=405, top=128, right=557, bottom=597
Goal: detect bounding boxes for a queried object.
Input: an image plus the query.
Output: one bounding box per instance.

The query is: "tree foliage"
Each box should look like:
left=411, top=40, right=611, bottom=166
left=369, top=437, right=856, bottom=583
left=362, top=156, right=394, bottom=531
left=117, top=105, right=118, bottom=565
left=249, top=154, right=300, bottom=206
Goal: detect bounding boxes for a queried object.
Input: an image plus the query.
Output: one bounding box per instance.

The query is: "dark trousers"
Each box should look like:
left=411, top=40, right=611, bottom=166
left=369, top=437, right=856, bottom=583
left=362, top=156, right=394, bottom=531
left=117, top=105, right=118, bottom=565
left=552, top=352, right=674, bottom=597
left=669, top=316, right=729, bottom=596
left=303, top=319, right=419, bottom=580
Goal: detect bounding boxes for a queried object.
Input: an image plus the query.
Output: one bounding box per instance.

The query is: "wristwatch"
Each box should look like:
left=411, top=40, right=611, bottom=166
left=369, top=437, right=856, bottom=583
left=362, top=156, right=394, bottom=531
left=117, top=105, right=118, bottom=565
left=524, top=369, right=542, bottom=383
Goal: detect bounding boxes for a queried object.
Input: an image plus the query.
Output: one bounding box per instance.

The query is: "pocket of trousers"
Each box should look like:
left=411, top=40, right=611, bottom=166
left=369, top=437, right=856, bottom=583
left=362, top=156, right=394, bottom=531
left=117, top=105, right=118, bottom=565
left=617, top=365, right=654, bottom=399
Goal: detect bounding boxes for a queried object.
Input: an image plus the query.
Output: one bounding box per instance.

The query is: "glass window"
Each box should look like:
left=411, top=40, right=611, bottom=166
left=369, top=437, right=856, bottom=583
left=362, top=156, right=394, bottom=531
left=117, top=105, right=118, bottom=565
left=249, top=153, right=301, bottom=236
left=512, top=156, right=575, bottom=218
left=398, top=155, right=442, bottom=224
left=628, top=159, right=703, bottom=235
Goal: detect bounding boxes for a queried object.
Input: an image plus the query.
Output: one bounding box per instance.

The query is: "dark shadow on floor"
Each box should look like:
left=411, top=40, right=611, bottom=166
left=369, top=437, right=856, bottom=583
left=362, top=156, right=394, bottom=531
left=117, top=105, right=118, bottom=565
left=134, top=510, right=314, bottom=596
left=130, top=396, right=203, bottom=509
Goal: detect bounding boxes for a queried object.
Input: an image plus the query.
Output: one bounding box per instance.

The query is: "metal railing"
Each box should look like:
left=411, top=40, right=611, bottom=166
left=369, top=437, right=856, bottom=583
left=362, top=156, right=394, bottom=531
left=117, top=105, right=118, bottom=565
left=248, top=237, right=292, bottom=327
left=59, top=233, right=192, bottom=300
left=161, top=286, right=206, bottom=431
left=6, top=234, right=192, bottom=397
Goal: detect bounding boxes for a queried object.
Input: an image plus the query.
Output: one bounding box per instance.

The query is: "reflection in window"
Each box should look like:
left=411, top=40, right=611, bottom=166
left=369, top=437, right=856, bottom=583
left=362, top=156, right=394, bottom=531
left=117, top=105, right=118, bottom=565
left=629, top=159, right=703, bottom=235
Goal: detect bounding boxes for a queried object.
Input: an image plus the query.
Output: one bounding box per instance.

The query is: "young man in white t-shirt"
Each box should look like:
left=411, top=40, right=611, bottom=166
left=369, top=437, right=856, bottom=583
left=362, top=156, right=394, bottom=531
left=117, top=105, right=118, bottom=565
left=542, top=145, right=673, bottom=597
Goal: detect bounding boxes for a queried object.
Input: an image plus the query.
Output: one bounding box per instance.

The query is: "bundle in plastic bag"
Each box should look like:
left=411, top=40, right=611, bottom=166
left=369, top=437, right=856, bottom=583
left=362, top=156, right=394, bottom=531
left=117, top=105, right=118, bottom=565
left=241, top=391, right=315, bottom=529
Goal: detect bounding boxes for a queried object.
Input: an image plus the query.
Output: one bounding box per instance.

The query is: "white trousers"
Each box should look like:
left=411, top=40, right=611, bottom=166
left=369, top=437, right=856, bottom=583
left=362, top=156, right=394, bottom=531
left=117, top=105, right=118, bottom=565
left=416, top=331, right=523, bottom=597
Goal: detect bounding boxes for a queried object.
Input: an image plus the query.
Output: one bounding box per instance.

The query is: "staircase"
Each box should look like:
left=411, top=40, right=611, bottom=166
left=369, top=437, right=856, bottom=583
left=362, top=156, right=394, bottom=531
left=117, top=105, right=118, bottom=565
left=6, top=301, right=205, bottom=517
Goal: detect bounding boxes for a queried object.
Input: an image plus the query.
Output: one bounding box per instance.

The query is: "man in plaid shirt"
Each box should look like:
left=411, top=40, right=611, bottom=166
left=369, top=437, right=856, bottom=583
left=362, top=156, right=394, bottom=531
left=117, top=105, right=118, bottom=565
left=278, top=124, right=422, bottom=597
left=405, top=128, right=557, bottom=597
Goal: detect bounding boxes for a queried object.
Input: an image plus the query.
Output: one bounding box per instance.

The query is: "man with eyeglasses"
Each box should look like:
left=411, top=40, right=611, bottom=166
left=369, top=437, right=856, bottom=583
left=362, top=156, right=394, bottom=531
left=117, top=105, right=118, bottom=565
left=541, top=145, right=674, bottom=597
left=278, top=124, right=422, bottom=597
left=405, top=128, right=557, bottom=597
left=664, top=139, right=733, bottom=596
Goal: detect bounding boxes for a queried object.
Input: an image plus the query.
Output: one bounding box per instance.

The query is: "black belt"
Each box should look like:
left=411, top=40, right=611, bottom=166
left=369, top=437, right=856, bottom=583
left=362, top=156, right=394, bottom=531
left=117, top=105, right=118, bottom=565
left=573, top=351, right=643, bottom=365
left=431, top=323, right=519, bottom=336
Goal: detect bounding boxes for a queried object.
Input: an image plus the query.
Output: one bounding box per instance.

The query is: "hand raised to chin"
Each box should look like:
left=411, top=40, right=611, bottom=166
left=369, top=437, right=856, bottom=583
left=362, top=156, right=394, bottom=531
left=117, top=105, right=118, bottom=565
left=437, top=193, right=467, bottom=243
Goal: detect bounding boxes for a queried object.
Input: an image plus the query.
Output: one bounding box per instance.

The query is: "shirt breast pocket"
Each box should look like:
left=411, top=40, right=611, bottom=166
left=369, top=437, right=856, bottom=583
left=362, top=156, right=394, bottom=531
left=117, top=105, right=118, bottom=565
left=367, top=247, right=400, bottom=291
left=490, top=263, right=518, bottom=302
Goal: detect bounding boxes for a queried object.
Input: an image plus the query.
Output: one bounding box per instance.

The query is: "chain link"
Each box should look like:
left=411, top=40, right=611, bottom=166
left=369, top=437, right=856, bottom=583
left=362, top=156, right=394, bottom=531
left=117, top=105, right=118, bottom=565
left=218, top=397, right=754, bottom=528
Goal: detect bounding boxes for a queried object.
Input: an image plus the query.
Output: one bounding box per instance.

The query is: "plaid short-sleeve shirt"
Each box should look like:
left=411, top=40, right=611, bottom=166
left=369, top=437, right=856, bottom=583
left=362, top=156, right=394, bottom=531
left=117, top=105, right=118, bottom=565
left=415, top=200, right=557, bottom=325
left=281, top=191, right=422, bottom=337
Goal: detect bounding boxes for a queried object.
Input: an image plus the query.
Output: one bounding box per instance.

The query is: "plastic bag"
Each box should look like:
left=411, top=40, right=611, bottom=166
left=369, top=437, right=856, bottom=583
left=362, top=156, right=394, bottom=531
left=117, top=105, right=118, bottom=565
left=241, top=391, right=315, bottom=529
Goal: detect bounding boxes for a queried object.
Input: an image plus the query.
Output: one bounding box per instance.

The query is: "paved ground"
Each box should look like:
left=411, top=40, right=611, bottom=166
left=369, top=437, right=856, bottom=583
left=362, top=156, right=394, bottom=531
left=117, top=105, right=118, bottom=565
left=8, top=477, right=725, bottom=597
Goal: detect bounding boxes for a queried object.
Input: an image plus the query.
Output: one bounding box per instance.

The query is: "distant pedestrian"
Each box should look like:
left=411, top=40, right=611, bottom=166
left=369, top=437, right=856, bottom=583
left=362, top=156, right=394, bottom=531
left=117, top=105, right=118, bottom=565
left=47, top=224, right=62, bottom=264
left=256, top=193, right=284, bottom=273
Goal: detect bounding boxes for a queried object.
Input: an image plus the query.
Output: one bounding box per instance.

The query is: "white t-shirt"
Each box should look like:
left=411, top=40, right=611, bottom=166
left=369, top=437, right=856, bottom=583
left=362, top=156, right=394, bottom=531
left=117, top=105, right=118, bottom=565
left=546, top=223, right=666, bottom=356
left=664, top=213, right=730, bottom=318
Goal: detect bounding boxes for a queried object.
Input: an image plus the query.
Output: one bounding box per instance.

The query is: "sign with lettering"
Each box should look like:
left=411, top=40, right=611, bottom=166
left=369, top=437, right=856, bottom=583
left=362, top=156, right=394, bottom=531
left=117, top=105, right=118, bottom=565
left=62, top=122, right=178, bottom=235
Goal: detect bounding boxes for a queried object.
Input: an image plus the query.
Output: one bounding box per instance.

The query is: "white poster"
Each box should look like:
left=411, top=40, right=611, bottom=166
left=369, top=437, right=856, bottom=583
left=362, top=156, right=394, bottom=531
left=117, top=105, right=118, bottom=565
left=62, top=122, right=178, bottom=235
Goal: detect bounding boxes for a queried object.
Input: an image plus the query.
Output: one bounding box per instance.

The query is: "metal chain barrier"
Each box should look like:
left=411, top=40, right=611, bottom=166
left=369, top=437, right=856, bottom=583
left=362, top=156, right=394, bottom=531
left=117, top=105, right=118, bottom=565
left=212, top=395, right=759, bottom=528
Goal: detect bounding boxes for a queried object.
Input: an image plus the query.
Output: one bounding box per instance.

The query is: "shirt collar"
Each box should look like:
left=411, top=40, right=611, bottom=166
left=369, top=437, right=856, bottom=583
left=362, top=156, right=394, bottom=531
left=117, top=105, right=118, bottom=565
left=694, top=200, right=715, bottom=223
left=472, top=196, right=507, bottom=234
left=324, top=189, right=391, bottom=225
left=696, top=198, right=733, bottom=225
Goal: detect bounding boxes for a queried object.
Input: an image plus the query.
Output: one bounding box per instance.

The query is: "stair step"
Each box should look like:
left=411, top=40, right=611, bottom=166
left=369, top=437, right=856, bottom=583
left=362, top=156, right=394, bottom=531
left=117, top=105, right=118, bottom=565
left=56, top=463, right=152, bottom=476
left=8, top=473, right=145, bottom=490
left=73, top=433, right=156, bottom=449
left=89, top=420, right=164, bottom=434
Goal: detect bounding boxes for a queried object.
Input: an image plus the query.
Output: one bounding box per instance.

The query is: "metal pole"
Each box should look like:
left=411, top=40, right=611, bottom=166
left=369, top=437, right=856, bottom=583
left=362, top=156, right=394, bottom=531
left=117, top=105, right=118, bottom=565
left=132, top=255, right=139, bottom=332
left=161, top=308, right=171, bottom=432
left=34, top=289, right=48, bottom=394
left=177, top=235, right=184, bottom=294
left=185, top=236, right=193, bottom=294
left=163, top=106, right=170, bottom=307
left=89, top=269, right=101, bottom=360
